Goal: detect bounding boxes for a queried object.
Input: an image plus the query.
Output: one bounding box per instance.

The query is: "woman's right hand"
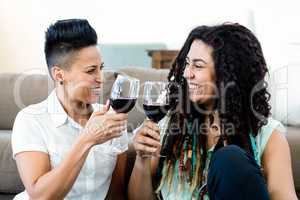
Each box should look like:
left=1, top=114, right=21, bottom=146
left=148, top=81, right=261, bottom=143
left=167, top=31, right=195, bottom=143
left=133, top=120, right=162, bottom=158
left=81, top=102, right=128, bottom=146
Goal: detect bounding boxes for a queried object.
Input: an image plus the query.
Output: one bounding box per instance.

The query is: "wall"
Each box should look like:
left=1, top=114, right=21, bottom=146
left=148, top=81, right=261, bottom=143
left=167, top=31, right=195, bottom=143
left=0, top=0, right=256, bottom=73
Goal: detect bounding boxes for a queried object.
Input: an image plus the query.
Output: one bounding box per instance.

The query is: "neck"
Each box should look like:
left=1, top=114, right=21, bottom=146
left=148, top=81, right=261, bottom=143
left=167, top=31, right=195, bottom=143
left=56, top=86, right=93, bottom=126
left=203, top=99, right=215, bottom=112
left=205, top=110, right=221, bottom=149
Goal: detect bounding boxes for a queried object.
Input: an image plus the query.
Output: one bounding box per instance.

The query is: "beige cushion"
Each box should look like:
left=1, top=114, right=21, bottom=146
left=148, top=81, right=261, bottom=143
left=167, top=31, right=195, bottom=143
left=0, top=194, right=16, bottom=199
left=0, top=73, right=53, bottom=130
left=286, top=126, right=300, bottom=192
left=0, top=130, right=24, bottom=193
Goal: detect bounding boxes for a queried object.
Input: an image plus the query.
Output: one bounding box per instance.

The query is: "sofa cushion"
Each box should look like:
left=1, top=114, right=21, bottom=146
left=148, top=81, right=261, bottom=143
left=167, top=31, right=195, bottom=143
left=0, top=73, right=53, bottom=130
left=0, top=130, right=24, bottom=193
left=286, top=126, right=300, bottom=192
left=0, top=193, right=16, bottom=200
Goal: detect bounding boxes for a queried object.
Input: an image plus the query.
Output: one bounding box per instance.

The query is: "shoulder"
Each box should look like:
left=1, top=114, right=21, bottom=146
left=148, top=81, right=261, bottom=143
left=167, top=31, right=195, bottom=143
left=262, top=117, right=288, bottom=151
left=18, top=99, right=48, bottom=118
left=256, top=117, right=287, bottom=159
left=260, top=117, right=286, bottom=135
left=257, top=117, right=286, bottom=147
left=12, top=101, right=49, bottom=157
left=13, top=100, right=48, bottom=137
left=14, top=100, right=48, bottom=126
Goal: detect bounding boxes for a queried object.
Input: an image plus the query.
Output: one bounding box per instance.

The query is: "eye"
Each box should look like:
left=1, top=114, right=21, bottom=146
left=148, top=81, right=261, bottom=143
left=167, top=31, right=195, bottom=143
left=195, top=64, right=204, bottom=69
left=86, top=68, right=96, bottom=74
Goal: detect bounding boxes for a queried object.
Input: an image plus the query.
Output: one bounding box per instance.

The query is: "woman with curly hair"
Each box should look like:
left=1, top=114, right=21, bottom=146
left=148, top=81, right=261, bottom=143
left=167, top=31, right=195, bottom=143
left=128, top=23, right=298, bottom=200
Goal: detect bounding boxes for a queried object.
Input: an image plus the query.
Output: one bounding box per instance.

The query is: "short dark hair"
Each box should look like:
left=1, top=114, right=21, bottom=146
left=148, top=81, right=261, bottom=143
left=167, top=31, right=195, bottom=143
left=44, top=19, right=97, bottom=76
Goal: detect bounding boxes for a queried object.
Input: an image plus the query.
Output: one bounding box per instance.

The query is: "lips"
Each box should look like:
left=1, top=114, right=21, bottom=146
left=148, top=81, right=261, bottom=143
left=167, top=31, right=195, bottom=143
left=187, top=83, right=206, bottom=96
left=91, top=87, right=101, bottom=95
left=188, top=83, right=201, bottom=90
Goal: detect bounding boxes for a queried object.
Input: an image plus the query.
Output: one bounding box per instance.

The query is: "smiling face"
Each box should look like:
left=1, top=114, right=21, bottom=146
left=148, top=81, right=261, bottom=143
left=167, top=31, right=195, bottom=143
left=52, top=45, right=104, bottom=105
left=183, top=39, right=216, bottom=106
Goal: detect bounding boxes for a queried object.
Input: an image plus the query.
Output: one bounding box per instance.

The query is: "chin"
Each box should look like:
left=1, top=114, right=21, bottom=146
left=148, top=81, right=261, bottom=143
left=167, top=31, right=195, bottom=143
left=189, top=95, right=202, bottom=103
left=189, top=95, right=208, bottom=105
left=89, top=94, right=100, bottom=104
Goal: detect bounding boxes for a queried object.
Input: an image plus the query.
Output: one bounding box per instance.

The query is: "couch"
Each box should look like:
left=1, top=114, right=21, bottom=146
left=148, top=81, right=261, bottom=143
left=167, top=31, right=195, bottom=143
left=0, top=67, right=299, bottom=199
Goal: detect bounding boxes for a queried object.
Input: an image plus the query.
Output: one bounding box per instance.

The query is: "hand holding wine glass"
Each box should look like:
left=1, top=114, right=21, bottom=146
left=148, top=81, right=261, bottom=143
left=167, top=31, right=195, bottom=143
left=133, top=81, right=170, bottom=158
left=82, top=100, right=128, bottom=148
left=109, top=74, right=140, bottom=154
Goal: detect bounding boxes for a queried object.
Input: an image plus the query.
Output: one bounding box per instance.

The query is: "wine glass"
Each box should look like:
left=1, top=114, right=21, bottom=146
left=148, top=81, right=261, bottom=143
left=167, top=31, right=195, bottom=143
left=109, top=74, right=140, bottom=154
left=143, top=81, right=170, bottom=157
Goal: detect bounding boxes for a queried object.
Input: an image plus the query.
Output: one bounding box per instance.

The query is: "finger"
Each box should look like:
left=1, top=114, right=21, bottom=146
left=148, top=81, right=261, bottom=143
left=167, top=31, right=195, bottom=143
left=90, top=108, right=108, bottom=118
left=106, top=113, right=128, bottom=121
left=90, top=111, right=101, bottom=118
left=106, top=120, right=127, bottom=129
left=134, top=143, right=157, bottom=153
left=96, top=131, right=122, bottom=144
left=136, top=136, right=161, bottom=148
left=108, top=125, right=127, bottom=136
left=98, top=100, right=110, bottom=114
left=153, top=146, right=162, bottom=157
left=144, top=120, right=160, bottom=132
left=140, top=126, right=160, bottom=141
left=98, top=123, right=123, bottom=135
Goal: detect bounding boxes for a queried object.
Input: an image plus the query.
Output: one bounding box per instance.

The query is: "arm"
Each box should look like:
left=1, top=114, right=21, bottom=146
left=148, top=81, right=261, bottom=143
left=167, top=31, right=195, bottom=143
left=16, top=134, right=93, bottom=200
left=105, top=152, right=127, bottom=200
left=262, top=130, right=298, bottom=200
left=128, top=156, right=154, bottom=200
left=15, top=108, right=128, bottom=200
left=128, top=121, right=161, bottom=200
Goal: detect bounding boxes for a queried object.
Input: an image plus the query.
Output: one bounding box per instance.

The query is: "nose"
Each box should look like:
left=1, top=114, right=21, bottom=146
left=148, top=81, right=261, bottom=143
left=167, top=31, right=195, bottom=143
left=183, top=66, right=195, bottom=79
left=95, top=71, right=103, bottom=84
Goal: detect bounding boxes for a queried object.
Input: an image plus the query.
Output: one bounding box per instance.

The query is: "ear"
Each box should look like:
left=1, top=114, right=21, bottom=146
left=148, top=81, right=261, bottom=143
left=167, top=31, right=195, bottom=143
left=51, top=66, right=65, bottom=83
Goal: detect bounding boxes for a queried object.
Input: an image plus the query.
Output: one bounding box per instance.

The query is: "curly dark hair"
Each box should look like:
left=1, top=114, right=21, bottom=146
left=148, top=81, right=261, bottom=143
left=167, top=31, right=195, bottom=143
left=155, top=23, right=271, bottom=193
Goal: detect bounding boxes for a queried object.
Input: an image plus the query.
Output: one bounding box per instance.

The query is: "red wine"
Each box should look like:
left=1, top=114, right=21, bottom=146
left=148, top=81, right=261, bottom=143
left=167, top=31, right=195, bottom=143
left=143, top=104, right=169, bottom=123
left=110, top=98, right=137, bottom=113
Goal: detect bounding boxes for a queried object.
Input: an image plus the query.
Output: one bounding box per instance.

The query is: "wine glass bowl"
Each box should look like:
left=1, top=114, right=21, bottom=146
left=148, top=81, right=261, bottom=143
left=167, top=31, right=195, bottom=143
left=143, top=81, right=169, bottom=123
left=109, top=74, right=140, bottom=154
left=110, top=75, right=139, bottom=113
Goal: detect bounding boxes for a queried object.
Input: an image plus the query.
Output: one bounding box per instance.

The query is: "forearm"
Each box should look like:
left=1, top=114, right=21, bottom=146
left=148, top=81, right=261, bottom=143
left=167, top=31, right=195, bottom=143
left=128, top=156, right=155, bottom=200
left=29, top=135, right=93, bottom=200
left=269, top=189, right=298, bottom=200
